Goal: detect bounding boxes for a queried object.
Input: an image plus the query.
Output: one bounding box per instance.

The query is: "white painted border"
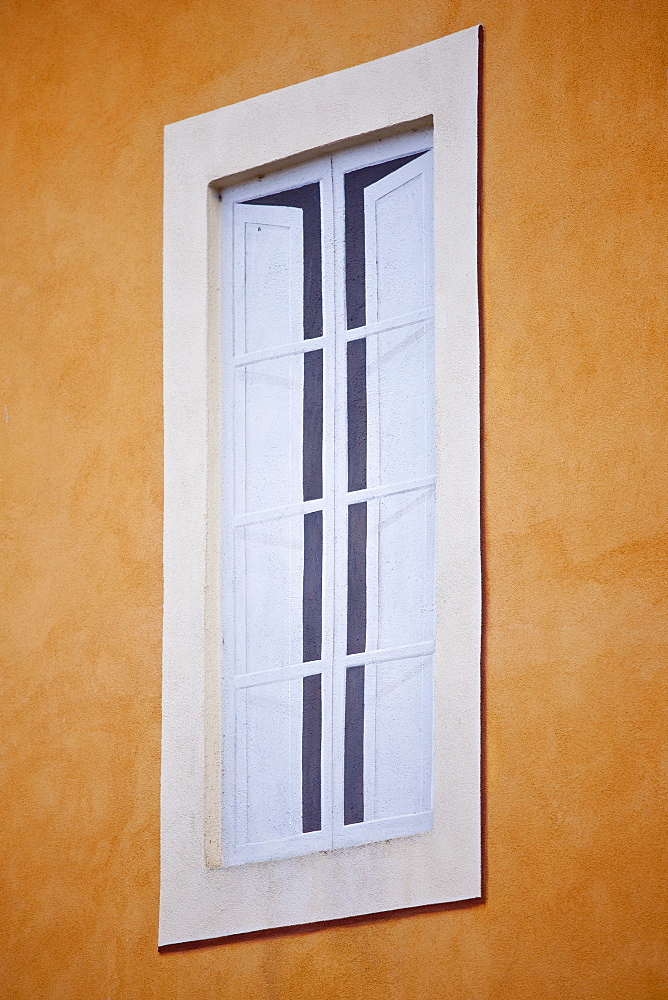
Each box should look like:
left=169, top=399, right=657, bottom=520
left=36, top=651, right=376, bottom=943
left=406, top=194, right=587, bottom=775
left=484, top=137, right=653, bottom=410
left=162, top=25, right=481, bottom=945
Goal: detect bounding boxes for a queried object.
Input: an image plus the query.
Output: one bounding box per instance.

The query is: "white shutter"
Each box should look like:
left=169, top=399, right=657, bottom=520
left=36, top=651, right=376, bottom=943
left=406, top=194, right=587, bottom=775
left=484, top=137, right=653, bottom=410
left=364, top=151, right=433, bottom=325
left=223, top=196, right=332, bottom=865
left=341, top=152, right=435, bottom=846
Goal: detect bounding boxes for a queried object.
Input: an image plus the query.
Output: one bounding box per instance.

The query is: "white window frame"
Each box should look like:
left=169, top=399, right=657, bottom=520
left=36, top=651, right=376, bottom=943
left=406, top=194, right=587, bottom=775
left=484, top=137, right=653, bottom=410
left=161, top=26, right=481, bottom=945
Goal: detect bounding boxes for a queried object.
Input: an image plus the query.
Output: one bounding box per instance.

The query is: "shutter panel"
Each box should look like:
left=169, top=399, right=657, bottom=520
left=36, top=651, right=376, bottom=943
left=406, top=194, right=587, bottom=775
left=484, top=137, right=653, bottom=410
left=366, top=655, right=433, bottom=822
left=238, top=515, right=305, bottom=676
left=339, top=152, right=435, bottom=847
left=364, top=151, right=433, bottom=325
left=223, top=198, right=331, bottom=865
left=235, top=678, right=303, bottom=848
left=237, top=354, right=304, bottom=514
left=233, top=203, right=305, bottom=515
left=233, top=203, right=304, bottom=354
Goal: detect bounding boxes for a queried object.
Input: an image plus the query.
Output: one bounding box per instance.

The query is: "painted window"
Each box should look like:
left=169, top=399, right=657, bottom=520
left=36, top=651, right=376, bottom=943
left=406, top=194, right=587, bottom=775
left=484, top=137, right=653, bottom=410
left=220, top=131, right=435, bottom=865
left=161, top=29, right=480, bottom=944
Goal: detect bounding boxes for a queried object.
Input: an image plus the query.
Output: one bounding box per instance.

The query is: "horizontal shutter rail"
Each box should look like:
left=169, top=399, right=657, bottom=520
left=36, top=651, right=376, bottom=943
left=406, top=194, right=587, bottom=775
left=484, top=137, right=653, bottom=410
left=233, top=334, right=328, bottom=368
left=345, top=307, right=434, bottom=343
left=343, top=640, right=435, bottom=669
left=229, top=827, right=332, bottom=867
left=333, top=808, right=433, bottom=850
left=234, top=496, right=324, bottom=528
left=233, top=660, right=327, bottom=689
left=346, top=476, right=435, bottom=505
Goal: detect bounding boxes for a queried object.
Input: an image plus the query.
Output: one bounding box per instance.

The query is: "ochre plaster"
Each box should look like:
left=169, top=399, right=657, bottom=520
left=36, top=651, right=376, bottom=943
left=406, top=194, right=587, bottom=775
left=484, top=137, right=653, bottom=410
left=1, top=0, right=666, bottom=996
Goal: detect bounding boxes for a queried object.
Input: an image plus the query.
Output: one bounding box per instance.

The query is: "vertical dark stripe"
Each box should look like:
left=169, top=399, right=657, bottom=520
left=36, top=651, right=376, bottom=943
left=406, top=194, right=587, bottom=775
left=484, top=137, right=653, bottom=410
left=347, top=338, right=367, bottom=492
left=344, top=152, right=425, bottom=330
left=303, top=348, right=323, bottom=502
left=303, top=510, right=322, bottom=663
left=245, top=182, right=322, bottom=340
left=344, top=664, right=365, bottom=825
left=302, top=672, right=322, bottom=833
left=347, top=502, right=367, bottom=655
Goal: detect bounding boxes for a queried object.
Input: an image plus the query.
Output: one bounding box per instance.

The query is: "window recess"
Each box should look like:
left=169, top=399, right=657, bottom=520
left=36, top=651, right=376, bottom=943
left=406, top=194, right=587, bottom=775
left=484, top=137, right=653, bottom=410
left=220, top=130, right=435, bottom=866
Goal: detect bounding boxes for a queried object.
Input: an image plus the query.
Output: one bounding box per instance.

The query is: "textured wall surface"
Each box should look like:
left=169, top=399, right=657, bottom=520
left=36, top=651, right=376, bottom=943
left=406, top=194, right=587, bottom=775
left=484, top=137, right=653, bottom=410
left=1, top=0, right=666, bottom=997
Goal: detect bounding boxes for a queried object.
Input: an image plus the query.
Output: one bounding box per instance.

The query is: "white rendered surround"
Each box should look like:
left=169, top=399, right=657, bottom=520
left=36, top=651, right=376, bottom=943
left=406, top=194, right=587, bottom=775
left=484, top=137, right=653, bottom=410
left=161, top=25, right=481, bottom=945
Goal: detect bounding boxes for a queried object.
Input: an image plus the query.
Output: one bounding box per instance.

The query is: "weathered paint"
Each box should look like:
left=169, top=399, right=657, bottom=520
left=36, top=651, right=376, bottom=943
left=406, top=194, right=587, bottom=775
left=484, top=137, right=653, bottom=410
left=0, top=0, right=666, bottom=996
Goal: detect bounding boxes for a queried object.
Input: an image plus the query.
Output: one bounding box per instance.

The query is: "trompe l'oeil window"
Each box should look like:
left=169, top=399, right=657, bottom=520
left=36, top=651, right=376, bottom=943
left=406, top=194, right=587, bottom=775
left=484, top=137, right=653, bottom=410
left=220, top=129, right=435, bottom=865
left=162, top=29, right=481, bottom=945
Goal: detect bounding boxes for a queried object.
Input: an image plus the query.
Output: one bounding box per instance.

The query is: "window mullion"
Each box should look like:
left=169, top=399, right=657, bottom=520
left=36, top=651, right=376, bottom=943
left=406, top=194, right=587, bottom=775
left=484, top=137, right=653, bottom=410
left=330, top=149, right=350, bottom=844
left=319, top=155, right=337, bottom=849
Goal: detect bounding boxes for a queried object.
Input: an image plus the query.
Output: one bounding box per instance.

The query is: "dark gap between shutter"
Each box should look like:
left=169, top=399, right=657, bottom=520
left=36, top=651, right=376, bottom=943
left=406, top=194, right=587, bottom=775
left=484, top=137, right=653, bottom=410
left=302, top=673, right=322, bottom=833
left=346, top=338, right=367, bottom=493
left=303, top=349, right=323, bottom=502
left=302, top=510, right=323, bottom=663
left=347, top=501, right=367, bottom=655
left=344, top=664, right=365, bottom=825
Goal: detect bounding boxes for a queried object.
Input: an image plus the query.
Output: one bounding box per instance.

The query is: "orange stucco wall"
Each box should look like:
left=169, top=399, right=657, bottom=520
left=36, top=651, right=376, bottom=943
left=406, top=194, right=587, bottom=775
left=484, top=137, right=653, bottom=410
left=1, top=0, right=666, bottom=996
